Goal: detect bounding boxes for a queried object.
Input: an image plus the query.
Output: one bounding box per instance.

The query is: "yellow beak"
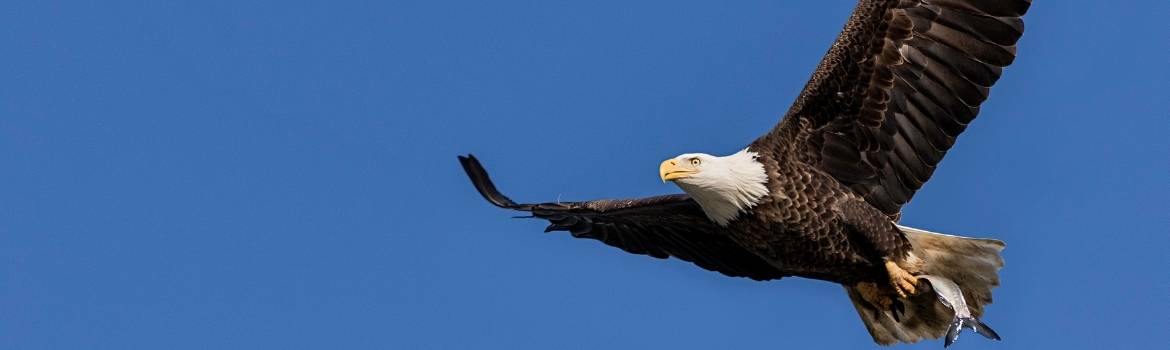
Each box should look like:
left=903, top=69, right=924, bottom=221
left=660, top=159, right=696, bottom=182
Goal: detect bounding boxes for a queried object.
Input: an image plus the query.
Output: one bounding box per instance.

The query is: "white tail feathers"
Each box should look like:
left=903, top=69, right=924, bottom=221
left=846, top=225, right=1005, bottom=345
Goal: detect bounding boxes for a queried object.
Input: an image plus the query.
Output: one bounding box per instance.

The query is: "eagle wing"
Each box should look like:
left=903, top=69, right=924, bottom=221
left=459, top=155, right=786, bottom=281
left=757, top=0, right=1030, bottom=217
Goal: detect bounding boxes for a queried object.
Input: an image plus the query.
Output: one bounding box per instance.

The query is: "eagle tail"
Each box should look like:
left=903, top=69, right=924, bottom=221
left=846, top=225, right=1005, bottom=345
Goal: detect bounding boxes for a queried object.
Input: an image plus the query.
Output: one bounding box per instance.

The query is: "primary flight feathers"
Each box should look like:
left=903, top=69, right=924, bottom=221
left=460, top=155, right=786, bottom=281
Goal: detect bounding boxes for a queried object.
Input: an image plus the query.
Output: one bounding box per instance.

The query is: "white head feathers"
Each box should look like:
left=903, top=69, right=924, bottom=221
left=664, top=149, right=769, bottom=226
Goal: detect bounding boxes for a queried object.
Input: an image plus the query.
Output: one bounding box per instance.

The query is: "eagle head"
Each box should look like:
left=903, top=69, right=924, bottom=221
left=659, top=149, right=770, bottom=226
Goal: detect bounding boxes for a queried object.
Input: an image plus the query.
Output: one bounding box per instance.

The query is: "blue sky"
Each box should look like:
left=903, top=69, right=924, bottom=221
left=2, top=1, right=1167, bottom=349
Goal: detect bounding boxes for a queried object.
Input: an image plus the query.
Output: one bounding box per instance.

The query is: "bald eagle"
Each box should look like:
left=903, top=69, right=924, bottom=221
left=459, top=0, right=1029, bottom=346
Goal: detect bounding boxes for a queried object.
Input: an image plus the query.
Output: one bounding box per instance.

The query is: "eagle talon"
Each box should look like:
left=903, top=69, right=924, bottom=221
left=886, top=260, right=919, bottom=298
left=891, top=299, right=906, bottom=322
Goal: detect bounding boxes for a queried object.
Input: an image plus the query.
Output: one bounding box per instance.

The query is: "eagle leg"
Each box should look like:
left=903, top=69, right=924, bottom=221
left=885, top=260, right=919, bottom=298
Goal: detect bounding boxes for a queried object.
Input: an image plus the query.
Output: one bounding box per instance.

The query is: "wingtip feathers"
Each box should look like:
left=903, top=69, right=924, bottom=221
left=457, top=153, right=525, bottom=209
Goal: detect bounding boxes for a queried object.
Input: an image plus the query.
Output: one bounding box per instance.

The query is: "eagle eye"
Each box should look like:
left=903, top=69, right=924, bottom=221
left=690, top=158, right=701, bottom=166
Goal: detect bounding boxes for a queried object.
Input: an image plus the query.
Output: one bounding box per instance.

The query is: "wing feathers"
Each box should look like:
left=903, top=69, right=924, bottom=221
left=930, top=7, right=1024, bottom=46
left=930, top=0, right=1031, bottom=17
left=916, top=16, right=1016, bottom=67
left=458, top=155, right=786, bottom=281
left=458, top=155, right=528, bottom=210
left=759, top=0, right=1029, bottom=217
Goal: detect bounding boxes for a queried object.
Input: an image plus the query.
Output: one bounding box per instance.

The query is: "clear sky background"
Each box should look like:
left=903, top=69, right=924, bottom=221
left=2, top=1, right=1167, bottom=349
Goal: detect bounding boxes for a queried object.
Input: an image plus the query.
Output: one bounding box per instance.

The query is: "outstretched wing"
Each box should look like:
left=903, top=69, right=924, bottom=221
left=755, top=0, right=1030, bottom=217
left=458, top=155, right=786, bottom=281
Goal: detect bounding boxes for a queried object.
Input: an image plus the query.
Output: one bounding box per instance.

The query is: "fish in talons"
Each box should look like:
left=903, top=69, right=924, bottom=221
left=918, top=275, right=1002, bottom=348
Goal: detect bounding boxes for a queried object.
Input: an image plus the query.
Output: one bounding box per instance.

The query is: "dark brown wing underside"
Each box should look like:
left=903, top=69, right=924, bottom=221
left=761, top=0, right=1030, bottom=217
left=459, top=155, right=786, bottom=281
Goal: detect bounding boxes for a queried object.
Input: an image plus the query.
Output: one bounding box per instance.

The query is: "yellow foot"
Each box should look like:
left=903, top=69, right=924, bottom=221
left=885, top=260, right=918, bottom=298
left=855, top=281, right=892, bottom=310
